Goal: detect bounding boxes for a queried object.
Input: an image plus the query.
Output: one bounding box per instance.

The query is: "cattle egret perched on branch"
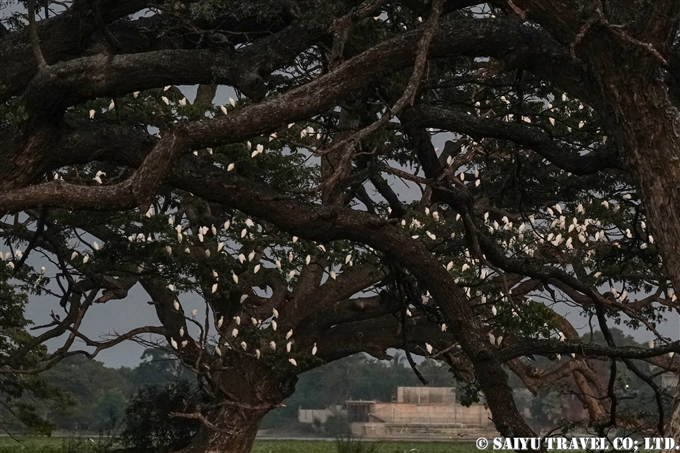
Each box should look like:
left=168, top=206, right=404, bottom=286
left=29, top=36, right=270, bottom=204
left=89, top=109, right=95, bottom=119
left=191, top=310, right=198, bottom=318
left=256, top=349, right=261, bottom=359
left=272, top=320, right=278, bottom=331
left=491, top=306, right=497, bottom=316
left=272, top=308, right=279, bottom=318
left=312, top=343, right=317, bottom=355
left=229, top=97, right=236, bottom=107
left=488, top=333, right=495, bottom=345
left=232, top=272, right=239, bottom=283
left=82, top=255, right=90, bottom=263
left=286, top=330, right=293, bottom=340
left=240, top=294, right=248, bottom=303
left=215, top=345, right=222, bottom=356
left=425, top=343, right=433, bottom=354
left=217, top=316, right=224, bottom=328
left=71, top=251, right=79, bottom=260
left=254, top=264, right=261, bottom=274
left=231, top=328, right=239, bottom=338
left=241, top=341, right=247, bottom=351
left=234, top=316, right=241, bottom=326
left=270, top=341, right=276, bottom=350
left=179, top=327, right=184, bottom=337
left=173, top=300, right=180, bottom=311
left=170, top=338, right=178, bottom=350
left=286, top=342, right=292, bottom=352
left=288, top=358, right=297, bottom=366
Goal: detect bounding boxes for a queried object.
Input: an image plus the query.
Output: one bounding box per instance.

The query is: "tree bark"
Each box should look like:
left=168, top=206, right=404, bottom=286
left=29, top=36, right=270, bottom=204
left=177, top=405, right=268, bottom=453
left=177, top=366, right=297, bottom=453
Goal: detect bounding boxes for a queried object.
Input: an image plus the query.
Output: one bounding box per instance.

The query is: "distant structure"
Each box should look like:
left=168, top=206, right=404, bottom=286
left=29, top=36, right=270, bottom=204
left=299, top=387, right=498, bottom=440
left=298, top=406, right=340, bottom=424
left=661, top=372, right=678, bottom=390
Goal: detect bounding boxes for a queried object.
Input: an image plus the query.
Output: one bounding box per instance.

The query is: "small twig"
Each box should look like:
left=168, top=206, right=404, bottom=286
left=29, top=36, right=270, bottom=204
left=571, top=0, right=668, bottom=67
left=570, top=15, right=600, bottom=60
left=28, top=0, right=48, bottom=70
left=506, top=0, right=527, bottom=20
left=13, top=207, right=47, bottom=272
left=298, top=0, right=445, bottom=196
left=87, top=0, right=121, bottom=51
left=169, top=411, right=234, bottom=434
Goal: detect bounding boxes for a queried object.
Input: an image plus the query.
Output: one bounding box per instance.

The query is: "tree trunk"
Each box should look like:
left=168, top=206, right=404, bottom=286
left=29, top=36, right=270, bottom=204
left=177, top=404, right=269, bottom=453
left=177, top=363, right=297, bottom=453
left=582, top=31, right=680, bottom=445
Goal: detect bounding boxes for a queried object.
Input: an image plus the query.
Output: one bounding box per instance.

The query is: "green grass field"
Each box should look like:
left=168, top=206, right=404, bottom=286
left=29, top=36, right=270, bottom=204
left=252, top=440, right=475, bottom=453
left=0, top=437, right=476, bottom=453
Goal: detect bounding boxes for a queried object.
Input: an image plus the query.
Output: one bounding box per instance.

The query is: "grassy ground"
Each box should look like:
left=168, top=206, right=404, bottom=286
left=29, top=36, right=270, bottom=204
left=252, top=440, right=475, bottom=453
left=0, top=437, right=476, bottom=453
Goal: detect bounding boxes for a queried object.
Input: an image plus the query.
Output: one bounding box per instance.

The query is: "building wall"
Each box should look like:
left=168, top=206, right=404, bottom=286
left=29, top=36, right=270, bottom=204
left=371, top=402, right=492, bottom=425
left=351, top=422, right=499, bottom=440
left=298, top=408, right=333, bottom=424
left=397, top=387, right=456, bottom=405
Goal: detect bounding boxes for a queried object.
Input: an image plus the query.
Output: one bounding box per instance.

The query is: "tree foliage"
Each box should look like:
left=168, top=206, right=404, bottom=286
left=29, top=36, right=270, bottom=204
left=3, top=0, right=680, bottom=451
left=120, top=379, right=200, bottom=453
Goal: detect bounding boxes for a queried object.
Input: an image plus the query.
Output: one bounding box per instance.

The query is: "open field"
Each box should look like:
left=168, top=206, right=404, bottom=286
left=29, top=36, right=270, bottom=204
left=0, top=437, right=476, bottom=453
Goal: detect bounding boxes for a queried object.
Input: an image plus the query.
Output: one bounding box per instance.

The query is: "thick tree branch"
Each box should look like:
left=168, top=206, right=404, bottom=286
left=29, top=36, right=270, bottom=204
left=406, top=105, right=624, bottom=175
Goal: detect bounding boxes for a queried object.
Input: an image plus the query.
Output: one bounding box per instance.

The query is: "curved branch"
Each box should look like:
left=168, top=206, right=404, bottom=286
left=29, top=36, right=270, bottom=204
left=407, top=105, right=623, bottom=175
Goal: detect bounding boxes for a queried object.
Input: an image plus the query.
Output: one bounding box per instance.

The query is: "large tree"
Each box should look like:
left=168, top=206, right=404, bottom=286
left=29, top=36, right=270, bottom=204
left=4, top=0, right=680, bottom=452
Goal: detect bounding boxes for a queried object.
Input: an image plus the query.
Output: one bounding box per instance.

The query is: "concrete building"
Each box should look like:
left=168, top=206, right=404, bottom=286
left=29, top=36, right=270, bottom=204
left=298, top=404, right=345, bottom=425
left=346, top=387, right=498, bottom=440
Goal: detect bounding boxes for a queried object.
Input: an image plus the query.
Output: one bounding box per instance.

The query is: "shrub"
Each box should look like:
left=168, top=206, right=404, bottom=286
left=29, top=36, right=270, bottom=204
left=325, top=413, right=351, bottom=437
left=119, top=380, right=199, bottom=453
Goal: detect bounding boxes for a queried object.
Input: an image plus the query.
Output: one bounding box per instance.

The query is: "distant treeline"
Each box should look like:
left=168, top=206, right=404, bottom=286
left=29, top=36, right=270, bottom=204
left=3, top=327, right=664, bottom=435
